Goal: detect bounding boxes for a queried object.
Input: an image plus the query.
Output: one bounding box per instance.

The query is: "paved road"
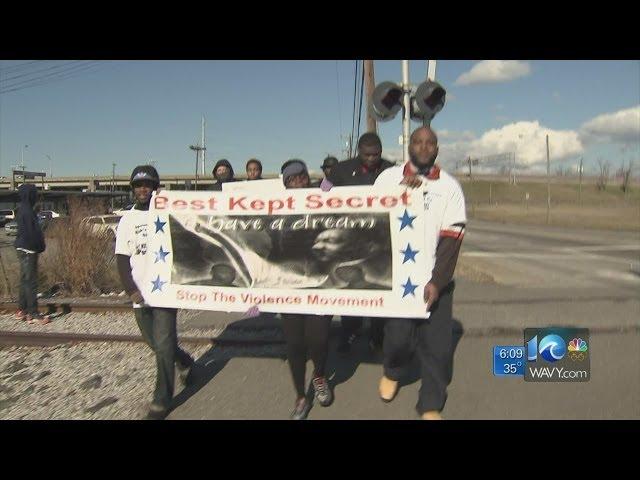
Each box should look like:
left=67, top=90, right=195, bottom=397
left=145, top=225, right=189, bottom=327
left=461, top=219, right=640, bottom=292
left=168, top=329, right=639, bottom=420
left=169, top=220, right=639, bottom=420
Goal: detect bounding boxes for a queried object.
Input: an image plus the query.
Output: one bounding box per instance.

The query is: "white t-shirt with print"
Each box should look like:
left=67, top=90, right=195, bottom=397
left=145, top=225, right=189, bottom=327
left=375, top=164, right=466, bottom=283
left=114, top=208, right=150, bottom=307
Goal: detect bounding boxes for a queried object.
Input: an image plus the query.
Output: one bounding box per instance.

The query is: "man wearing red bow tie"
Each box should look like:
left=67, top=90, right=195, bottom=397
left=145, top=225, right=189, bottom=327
left=374, top=126, right=466, bottom=420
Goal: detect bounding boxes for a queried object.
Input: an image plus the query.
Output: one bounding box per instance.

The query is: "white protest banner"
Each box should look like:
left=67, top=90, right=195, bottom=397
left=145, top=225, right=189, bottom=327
left=141, top=182, right=429, bottom=318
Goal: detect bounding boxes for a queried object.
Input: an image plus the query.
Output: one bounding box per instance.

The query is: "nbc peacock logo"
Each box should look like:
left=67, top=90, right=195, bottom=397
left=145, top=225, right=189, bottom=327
left=568, top=338, right=588, bottom=352
left=568, top=337, right=588, bottom=361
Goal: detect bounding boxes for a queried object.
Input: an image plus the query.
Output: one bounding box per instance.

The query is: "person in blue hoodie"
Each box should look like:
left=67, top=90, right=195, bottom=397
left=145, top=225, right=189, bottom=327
left=14, top=184, right=49, bottom=325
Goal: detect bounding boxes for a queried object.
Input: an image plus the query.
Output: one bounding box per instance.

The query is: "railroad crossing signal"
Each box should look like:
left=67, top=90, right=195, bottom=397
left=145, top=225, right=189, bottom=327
left=369, top=80, right=446, bottom=123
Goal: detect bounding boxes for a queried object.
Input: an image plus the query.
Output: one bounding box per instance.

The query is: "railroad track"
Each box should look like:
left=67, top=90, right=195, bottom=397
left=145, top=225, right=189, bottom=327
left=0, top=329, right=286, bottom=348
left=0, top=301, right=131, bottom=315
left=2, top=324, right=638, bottom=348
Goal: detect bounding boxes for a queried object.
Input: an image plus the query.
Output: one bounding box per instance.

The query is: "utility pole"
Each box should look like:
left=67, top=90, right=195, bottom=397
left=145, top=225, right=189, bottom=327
left=201, top=115, right=207, bottom=176
left=468, top=156, right=472, bottom=180
left=364, top=60, right=377, bottom=133
left=546, top=135, right=551, bottom=225
left=46, top=155, right=52, bottom=178
left=578, top=156, right=583, bottom=206
left=401, top=60, right=410, bottom=163
left=341, top=134, right=352, bottom=160
left=111, top=163, right=116, bottom=209
left=427, top=59, right=437, bottom=81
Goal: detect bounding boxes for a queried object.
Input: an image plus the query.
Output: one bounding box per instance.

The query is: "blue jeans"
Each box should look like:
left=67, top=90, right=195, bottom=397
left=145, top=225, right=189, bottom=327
left=134, top=307, right=194, bottom=410
left=17, top=250, right=38, bottom=315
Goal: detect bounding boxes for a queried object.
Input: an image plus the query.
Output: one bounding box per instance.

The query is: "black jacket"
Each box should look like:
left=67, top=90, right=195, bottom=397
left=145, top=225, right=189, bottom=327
left=14, top=184, right=45, bottom=253
left=212, top=159, right=238, bottom=191
left=327, top=157, right=395, bottom=186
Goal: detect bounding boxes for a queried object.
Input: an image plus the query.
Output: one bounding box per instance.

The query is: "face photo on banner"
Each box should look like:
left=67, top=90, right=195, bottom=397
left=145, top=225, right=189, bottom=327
left=142, top=185, right=429, bottom=318
left=169, top=213, right=392, bottom=291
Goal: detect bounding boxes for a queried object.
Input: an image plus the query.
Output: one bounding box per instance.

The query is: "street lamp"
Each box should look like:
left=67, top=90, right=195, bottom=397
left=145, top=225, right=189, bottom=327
left=20, top=144, right=28, bottom=171
left=189, top=144, right=205, bottom=191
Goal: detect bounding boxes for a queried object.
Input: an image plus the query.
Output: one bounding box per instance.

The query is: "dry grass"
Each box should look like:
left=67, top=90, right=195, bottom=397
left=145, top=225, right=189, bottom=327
left=39, top=197, right=121, bottom=296
left=0, top=255, right=20, bottom=300
left=462, top=180, right=640, bottom=231
left=469, top=204, right=640, bottom=231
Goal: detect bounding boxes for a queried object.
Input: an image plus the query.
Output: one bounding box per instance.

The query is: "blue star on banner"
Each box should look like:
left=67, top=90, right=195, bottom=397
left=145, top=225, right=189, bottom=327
left=151, top=275, right=167, bottom=293
left=154, top=246, right=170, bottom=263
left=401, top=277, right=419, bottom=298
left=400, top=243, right=419, bottom=264
left=154, top=216, right=167, bottom=234
left=398, top=209, right=417, bottom=231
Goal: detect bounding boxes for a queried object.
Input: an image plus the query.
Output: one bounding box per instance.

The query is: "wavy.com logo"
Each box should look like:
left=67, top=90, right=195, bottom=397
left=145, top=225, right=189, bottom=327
left=524, top=328, right=590, bottom=382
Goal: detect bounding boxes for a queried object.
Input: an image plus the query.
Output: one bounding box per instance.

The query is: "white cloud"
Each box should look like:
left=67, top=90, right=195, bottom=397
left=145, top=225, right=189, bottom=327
left=467, top=121, right=583, bottom=167
left=385, top=122, right=585, bottom=173
left=454, top=61, right=531, bottom=86
left=434, top=121, right=583, bottom=172
left=383, top=148, right=403, bottom=164
left=579, top=105, right=640, bottom=145
left=438, top=130, right=476, bottom=142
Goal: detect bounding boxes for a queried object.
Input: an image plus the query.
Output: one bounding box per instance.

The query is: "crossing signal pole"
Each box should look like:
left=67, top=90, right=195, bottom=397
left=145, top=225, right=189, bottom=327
left=369, top=61, right=447, bottom=163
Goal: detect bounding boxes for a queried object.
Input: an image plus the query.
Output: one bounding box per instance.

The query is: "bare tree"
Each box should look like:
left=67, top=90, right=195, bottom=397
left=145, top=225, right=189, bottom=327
left=596, top=158, right=610, bottom=191
left=619, top=161, right=633, bottom=193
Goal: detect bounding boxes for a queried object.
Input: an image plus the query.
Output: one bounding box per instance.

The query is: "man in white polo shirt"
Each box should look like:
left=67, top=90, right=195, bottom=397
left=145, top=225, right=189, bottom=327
left=374, top=126, right=466, bottom=420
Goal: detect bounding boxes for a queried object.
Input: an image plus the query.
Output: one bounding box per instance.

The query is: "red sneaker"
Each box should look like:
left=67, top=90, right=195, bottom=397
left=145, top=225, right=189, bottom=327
left=27, top=313, right=51, bottom=325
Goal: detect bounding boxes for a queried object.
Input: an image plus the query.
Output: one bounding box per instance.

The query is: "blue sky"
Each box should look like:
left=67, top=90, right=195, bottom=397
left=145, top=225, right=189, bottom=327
left=0, top=60, right=638, bottom=178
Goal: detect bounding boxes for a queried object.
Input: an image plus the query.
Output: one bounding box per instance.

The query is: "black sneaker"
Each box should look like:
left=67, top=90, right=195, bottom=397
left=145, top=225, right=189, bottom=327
left=145, top=404, right=170, bottom=420
left=368, top=338, right=383, bottom=354
left=290, top=398, right=311, bottom=420
left=312, top=376, right=333, bottom=407
left=176, top=362, right=194, bottom=387
left=337, top=333, right=357, bottom=354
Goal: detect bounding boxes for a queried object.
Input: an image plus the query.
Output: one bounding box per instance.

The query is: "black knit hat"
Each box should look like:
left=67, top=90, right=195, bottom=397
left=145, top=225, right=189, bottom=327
left=321, top=156, right=338, bottom=169
left=130, top=165, right=160, bottom=187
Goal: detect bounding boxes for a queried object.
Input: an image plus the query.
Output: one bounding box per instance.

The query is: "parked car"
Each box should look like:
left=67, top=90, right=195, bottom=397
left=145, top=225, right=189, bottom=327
left=83, top=215, right=121, bottom=240
left=39, top=210, right=61, bottom=218
left=4, top=220, right=17, bottom=236
left=0, top=209, right=16, bottom=227
left=4, top=216, right=49, bottom=235
left=37, top=211, right=54, bottom=231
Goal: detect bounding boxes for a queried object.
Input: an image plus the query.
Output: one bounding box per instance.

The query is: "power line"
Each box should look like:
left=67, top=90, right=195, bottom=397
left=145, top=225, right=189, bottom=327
left=0, top=61, right=99, bottom=90
left=0, top=62, right=103, bottom=94
left=349, top=60, right=359, bottom=159
left=0, top=60, right=47, bottom=74
left=355, top=60, right=365, bottom=144
left=335, top=60, right=343, bottom=153
left=0, top=60, right=89, bottom=83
